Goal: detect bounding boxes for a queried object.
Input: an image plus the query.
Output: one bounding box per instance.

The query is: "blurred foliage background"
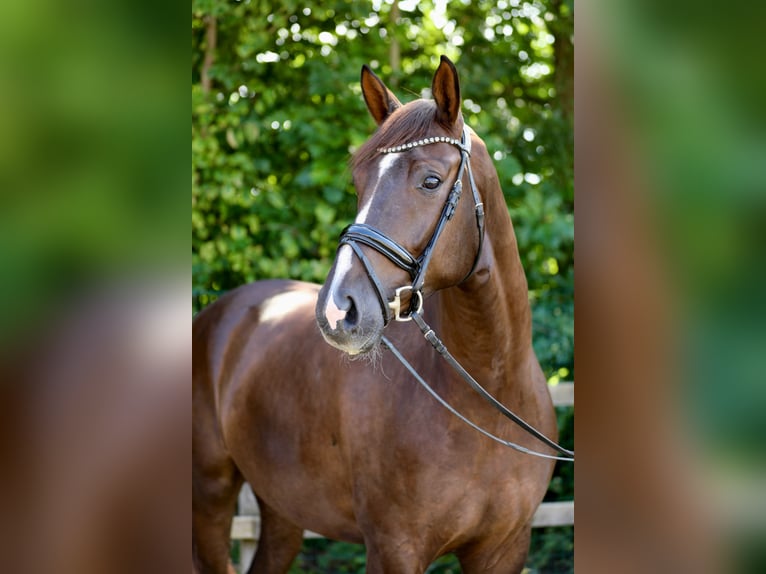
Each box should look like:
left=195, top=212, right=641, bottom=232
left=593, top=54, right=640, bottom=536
left=192, top=0, right=573, bottom=571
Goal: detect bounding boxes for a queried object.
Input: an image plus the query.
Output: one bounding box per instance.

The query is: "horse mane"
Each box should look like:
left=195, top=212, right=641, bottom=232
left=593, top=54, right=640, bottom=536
left=351, top=99, right=457, bottom=171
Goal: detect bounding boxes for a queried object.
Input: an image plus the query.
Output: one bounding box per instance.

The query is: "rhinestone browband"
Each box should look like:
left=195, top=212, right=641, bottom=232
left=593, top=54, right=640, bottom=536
left=377, top=136, right=469, bottom=155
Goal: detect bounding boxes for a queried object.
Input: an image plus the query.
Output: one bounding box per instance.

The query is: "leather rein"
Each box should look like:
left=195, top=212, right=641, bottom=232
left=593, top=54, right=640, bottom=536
left=338, top=126, right=574, bottom=462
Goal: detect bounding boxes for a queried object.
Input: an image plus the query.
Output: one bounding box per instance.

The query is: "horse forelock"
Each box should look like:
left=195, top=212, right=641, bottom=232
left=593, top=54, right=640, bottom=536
left=351, top=100, right=460, bottom=173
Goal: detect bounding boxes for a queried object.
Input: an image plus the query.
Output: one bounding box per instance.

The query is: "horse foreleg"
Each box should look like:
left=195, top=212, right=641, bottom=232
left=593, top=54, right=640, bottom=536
left=245, top=498, right=303, bottom=574
left=192, top=436, right=242, bottom=573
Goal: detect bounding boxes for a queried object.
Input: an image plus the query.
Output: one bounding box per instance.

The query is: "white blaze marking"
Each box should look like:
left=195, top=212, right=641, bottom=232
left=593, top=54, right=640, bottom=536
left=356, top=153, right=398, bottom=223
left=323, top=153, right=399, bottom=326
left=324, top=245, right=353, bottom=328
left=260, top=290, right=316, bottom=325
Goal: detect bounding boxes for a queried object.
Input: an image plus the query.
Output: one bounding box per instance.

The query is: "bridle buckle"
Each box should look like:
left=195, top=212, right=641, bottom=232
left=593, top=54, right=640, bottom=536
left=388, top=286, right=423, bottom=322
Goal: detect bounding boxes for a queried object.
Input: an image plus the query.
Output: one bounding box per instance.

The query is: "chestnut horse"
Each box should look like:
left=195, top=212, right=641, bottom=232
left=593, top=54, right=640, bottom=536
left=193, top=56, right=560, bottom=573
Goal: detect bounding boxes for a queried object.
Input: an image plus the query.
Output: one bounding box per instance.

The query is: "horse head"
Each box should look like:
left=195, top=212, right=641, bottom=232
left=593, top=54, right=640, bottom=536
left=316, top=56, right=484, bottom=355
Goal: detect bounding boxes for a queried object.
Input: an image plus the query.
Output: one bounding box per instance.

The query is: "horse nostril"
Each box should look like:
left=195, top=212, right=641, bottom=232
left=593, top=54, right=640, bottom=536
left=323, top=292, right=360, bottom=331
left=342, top=296, right=359, bottom=328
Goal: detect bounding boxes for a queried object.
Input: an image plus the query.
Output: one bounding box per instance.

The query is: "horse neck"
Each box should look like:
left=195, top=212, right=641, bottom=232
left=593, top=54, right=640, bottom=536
left=436, top=180, right=535, bottom=397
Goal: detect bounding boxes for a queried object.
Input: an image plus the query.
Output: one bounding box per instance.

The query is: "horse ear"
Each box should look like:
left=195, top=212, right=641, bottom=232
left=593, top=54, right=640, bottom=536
left=431, top=55, right=461, bottom=128
left=361, top=65, right=401, bottom=125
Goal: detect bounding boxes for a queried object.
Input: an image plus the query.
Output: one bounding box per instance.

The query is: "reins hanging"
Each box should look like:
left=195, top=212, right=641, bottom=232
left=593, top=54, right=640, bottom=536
left=383, top=312, right=575, bottom=462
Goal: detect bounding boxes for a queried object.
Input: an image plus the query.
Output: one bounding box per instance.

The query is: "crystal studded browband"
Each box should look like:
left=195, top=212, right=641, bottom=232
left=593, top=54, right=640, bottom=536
left=377, top=135, right=470, bottom=155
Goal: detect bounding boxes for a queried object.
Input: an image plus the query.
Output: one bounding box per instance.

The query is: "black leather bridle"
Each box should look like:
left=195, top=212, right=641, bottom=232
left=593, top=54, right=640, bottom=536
left=336, top=124, right=574, bottom=462
left=339, top=125, right=485, bottom=324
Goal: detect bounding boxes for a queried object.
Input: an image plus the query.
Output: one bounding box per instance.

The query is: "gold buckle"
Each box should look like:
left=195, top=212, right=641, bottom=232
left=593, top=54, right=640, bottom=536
left=388, top=286, right=423, bottom=322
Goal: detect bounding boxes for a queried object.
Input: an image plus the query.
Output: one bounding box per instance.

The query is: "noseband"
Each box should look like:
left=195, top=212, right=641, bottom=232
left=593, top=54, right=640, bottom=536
left=339, top=125, right=485, bottom=324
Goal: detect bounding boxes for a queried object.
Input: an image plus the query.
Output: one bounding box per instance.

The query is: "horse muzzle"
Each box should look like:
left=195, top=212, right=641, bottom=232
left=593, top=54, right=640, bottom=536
left=315, top=272, right=385, bottom=356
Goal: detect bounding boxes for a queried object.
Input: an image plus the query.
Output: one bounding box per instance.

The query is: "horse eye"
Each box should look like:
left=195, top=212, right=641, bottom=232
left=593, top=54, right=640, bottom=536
left=422, top=176, right=441, bottom=190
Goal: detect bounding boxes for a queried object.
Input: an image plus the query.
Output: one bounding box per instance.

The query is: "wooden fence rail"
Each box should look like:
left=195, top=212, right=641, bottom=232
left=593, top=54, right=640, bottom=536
left=231, top=382, right=574, bottom=570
